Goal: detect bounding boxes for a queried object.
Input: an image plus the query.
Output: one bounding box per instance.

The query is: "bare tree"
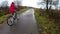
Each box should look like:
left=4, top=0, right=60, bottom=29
left=52, top=0, right=59, bottom=10
left=37, top=0, right=52, bottom=13
left=38, top=0, right=59, bottom=9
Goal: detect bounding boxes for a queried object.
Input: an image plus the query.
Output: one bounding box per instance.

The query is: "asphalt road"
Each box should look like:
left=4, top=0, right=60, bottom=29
left=0, top=9, right=39, bottom=34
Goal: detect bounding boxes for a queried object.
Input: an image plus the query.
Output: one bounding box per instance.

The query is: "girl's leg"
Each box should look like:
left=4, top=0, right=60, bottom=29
left=14, top=10, right=17, bottom=19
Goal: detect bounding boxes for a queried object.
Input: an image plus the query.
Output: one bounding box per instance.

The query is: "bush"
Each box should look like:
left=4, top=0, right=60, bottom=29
left=0, top=7, right=9, bottom=17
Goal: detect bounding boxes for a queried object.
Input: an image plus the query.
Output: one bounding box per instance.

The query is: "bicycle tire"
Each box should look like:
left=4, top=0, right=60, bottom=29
left=7, top=16, right=14, bottom=26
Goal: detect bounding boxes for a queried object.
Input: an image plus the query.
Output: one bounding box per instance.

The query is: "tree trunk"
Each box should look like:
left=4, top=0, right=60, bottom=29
left=46, top=0, right=49, bottom=14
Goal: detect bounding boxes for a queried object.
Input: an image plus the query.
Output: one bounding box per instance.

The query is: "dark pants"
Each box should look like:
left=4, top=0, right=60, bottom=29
left=12, top=10, right=17, bottom=19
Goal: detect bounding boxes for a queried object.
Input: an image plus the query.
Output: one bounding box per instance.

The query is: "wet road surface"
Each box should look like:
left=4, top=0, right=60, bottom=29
left=0, top=9, right=39, bottom=34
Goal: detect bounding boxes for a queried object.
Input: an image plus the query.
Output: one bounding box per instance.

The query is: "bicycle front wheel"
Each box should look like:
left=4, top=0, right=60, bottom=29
left=7, top=16, right=14, bottom=26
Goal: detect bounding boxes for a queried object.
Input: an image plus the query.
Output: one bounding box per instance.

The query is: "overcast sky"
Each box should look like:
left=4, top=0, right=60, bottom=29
left=0, top=0, right=60, bottom=9
left=0, top=0, right=38, bottom=8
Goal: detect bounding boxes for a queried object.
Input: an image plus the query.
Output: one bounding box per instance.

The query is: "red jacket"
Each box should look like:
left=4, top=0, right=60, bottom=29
left=9, top=2, right=18, bottom=14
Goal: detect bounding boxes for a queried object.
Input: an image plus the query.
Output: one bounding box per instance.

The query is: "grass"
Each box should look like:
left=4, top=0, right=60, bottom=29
left=34, top=9, right=60, bottom=34
left=0, top=8, right=29, bottom=24
left=0, top=14, right=11, bottom=24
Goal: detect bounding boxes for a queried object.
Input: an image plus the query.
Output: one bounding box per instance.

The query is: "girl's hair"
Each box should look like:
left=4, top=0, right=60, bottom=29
left=12, top=2, right=15, bottom=4
left=10, top=2, right=15, bottom=7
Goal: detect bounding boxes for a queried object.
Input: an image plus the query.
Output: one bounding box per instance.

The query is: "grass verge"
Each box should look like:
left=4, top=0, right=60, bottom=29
left=0, top=14, right=11, bottom=24
left=34, top=9, right=60, bottom=34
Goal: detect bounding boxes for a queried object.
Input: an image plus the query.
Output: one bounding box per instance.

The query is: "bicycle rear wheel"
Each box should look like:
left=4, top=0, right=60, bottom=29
left=7, top=16, right=14, bottom=26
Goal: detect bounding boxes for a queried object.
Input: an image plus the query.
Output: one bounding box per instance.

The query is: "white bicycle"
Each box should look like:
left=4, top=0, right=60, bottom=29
left=7, top=10, right=18, bottom=26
